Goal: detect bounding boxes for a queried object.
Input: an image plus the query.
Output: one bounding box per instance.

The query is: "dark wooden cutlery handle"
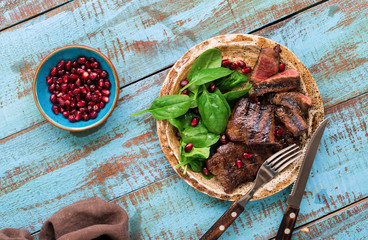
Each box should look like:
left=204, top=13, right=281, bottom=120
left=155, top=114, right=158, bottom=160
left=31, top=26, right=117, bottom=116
left=200, top=202, right=244, bottom=240
left=276, top=206, right=300, bottom=240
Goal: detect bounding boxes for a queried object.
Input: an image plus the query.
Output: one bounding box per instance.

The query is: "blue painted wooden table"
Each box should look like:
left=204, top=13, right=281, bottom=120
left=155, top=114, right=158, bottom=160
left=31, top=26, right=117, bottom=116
left=0, top=0, right=367, bottom=239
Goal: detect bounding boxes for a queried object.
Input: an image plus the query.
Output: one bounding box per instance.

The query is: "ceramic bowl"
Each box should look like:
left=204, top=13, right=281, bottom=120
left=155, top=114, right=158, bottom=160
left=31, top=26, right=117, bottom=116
left=33, top=45, right=119, bottom=131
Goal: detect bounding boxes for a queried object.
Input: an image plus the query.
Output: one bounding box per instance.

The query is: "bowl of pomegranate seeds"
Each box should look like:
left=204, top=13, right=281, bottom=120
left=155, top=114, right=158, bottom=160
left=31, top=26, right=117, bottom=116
left=33, top=45, right=119, bottom=131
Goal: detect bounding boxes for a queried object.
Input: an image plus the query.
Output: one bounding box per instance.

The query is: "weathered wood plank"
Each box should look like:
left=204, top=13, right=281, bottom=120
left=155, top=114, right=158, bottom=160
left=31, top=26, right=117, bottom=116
left=0, top=0, right=322, bottom=138
left=0, top=73, right=367, bottom=237
left=291, top=198, right=368, bottom=240
left=0, top=0, right=70, bottom=30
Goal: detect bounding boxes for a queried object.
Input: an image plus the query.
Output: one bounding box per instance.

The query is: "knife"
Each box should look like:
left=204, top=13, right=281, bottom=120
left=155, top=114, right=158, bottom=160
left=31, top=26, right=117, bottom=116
left=276, top=118, right=329, bottom=240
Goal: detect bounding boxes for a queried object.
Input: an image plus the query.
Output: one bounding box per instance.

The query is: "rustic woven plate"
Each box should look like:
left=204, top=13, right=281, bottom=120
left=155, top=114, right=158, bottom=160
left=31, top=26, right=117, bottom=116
left=157, top=34, right=324, bottom=201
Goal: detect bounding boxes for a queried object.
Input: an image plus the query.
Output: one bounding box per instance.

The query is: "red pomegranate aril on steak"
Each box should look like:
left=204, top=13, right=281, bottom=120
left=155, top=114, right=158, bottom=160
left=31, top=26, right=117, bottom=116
left=50, top=67, right=57, bottom=76
left=279, top=63, right=285, bottom=72
left=191, top=117, right=199, bottom=127
left=237, top=60, right=246, bottom=69
left=221, top=59, right=231, bottom=67
left=236, top=159, right=243, bottom=168
left=243, top=152, right=252, bottom=159
left=181, top=89, right=189, bottom=95
left=220, top=134, right=227, bottom=144
left=77, top=56, right=87, bottom=65
left=242, top=67, right=252, bottom=74
left=184, top=143, right=193, bottom=152
left=230, top=62, right=238, bottom=70
left=101, top=96, right=109, bottom=103
left=275, top=127, right=283, bottom=137
left=90, top=111, right=98, bottom=119
left=202, top=167, right=210, bottom=176
left=52, top=105, right=59, bottom=114
left=180, top=80, right=189, bottom=87
left=50, top=94, right=57, bottom=103
left=100, top=70, right=108, bottom=78
left=208, top=83, right=216, bottom=93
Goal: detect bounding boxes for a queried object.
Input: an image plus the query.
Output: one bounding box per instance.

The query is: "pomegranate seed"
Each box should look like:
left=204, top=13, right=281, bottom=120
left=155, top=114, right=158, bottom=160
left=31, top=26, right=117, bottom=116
left=243, top=152, right=252, bottom=159
left=77, top=56, right=87, bottom=65
left=61, top=84, right=68, bottom=93
left=101, top=90, right=110, bottom=96
left=79, top=107, right=86, bottom=113
left=89, top=57, right=96, bottom=62
left=90, top=111, right=98, bottom=119
left=86, top=92, right=92, bottom=101
left=67, top=83, right=74, bottom=90
left=89, top=72, right=98, bottom=80
left=91, top=61, right=99, bottom=69
left=84, top=85, right=90, bottom=92
left=62, top=111, right=69, bottom=118
left=90, top=84, right=96, bottom=92
left=279, top=63, right=285, bottom=72
left=87, top=106, right=93, bottom=112
left=56, top=84, right=61, bottom=91
left=52, top=77, right=57, bottom=83
left=191, top=117, right=199, bottom=127
left=81, top=72, right=89, bottom=81
left=242, top=67, right=252, bottom=74
left=275, top=127, right=283, bottom=137
left=80, top=86, right=87, bottom=94
left=98, top=79, right=104, bottom=87
left=75, top=78, right=82, bottom=87
left=94, top=69, right=102, bottom=74
left=222, top=59, right=231, bottom=67
left=220, top=134, right=227, bottom=144
left=75, top=111, right=82, bottom=121
left=99, top=102, right=105, bottom=109
left=104, top=80, right=111, bottom=89
left=50, top=94, right=57, bottom=103
left=76, top=94, right=81, bottom=102
left=70, top=74, right=79, bottom=81
left=91, top=94, right=99, bottom=102
left=100, top=70, right=108, bottom=78
left=57, top=60, right=65, bottom=70
left=77, top=68, right=85, bottom=74
left=56, top=92, right=63, bottom=98
left=58, top=70, right=65, bottom=76
left=101, top=96, right=109, bottom=103
left=81, top=65, right=86, bottom=70
left=63, top=95, right=71, bottom=100
left=180, top=80, right=189, bottom=87
left=73, top=88, right=81, bottom=95
left=46, top=76, right=53, bottom=84
left=50, top=67, right=57, bottom=76
left=184, top=143, right=193, bottom=152
left=181, top=89, right=189, bottom=95
left=70, top=99, right=76, bottom=107
left=202, top=167, right=210, bottom=176
left=236, top=159, right=243, bottom=168
left=93, top=104, right=100, bottom=112
left=71, top=68, right=77, bottom=74
left=88, top=101, right=96, bottom=106
left=208, top=83, right=216, bottom=93
left=77, top=100, right=86, bottom=107
left=85, top=61, right=91, bottom=69
left=68, top=114, right=76, bottom=122
left=52, top=105, right=59, bottom=115
left=70, top=109, right=76, bottom=115
left=72, top=60, right=78, bottom=67
left=237, top=60, right=246, bottom=68
left=64, top=100, right=71, bottom=106
left=60, top=107, right=65, bottom=112
left=82, top=113, right=90, bottom=121
left=65, top=61, right=72, bottom=70
left=48, top=84, right=55, bottom=93
left=56, top=78, right=63, bottom=84
left=230, top=62, right=238, bottom=70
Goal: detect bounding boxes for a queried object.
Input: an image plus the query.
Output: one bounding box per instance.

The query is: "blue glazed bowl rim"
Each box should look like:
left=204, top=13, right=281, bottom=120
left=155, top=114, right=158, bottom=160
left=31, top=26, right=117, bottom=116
left=32, top=45, right=120, bottom=131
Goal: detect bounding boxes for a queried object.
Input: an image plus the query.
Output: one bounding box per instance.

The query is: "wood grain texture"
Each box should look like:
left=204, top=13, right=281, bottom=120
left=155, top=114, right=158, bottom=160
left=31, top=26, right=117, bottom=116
left=0, top=0, right=322, bottom=138
left=0, top=0, right=70, bottom=30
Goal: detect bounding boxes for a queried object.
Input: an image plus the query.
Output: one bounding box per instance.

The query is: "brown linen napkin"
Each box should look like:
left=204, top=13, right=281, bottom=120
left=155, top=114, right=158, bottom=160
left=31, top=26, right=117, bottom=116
left=39, top=197, right=129, bottom=240
left=0, top=228, right=31, bottom=240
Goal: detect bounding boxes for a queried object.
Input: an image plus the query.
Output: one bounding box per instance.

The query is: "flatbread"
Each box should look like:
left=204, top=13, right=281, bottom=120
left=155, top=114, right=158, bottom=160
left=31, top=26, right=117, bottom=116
left=157, top=34, right=324, bottom=201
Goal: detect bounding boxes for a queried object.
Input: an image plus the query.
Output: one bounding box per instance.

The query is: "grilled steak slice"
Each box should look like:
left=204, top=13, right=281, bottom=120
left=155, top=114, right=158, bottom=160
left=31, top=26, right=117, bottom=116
left=246, top=103, right=275, bottom=145
left=252, top=45, right=281, bottom=83
left=276, top=107, right=308, bottom=136
left=206, top=142, right=261, bottom=193
left=253, top=70, right=300, bottom=97
left=226, top=98, right=250, bottom=142
left=269, top=92, right=312, bottom=115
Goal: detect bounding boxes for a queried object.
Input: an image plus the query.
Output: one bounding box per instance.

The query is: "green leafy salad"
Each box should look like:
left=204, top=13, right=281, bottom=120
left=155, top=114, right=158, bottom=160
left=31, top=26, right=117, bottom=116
left=132, top=48, right=252, bottom=179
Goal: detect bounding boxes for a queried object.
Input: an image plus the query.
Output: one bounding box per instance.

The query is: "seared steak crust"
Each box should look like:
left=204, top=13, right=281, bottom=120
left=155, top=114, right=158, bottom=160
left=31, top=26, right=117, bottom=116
left=226, top=98, right=250, bottom=142
left=246, top=104, right=275, bottom=145
left=269, top=92, right=312, bottom=115
left=276, top=107, right=308, bottom=136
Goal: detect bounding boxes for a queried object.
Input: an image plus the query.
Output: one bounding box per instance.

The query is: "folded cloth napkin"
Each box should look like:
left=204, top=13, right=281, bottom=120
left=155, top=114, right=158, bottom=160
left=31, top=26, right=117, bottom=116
left=0, top=228, right=31, bottom=240
left=39, top=197, right=129, bottom=240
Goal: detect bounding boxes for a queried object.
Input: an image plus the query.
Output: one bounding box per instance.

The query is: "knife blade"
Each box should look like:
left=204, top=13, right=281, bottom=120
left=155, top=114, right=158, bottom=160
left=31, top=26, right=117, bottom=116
left=276, top=118, right=329, bottom=240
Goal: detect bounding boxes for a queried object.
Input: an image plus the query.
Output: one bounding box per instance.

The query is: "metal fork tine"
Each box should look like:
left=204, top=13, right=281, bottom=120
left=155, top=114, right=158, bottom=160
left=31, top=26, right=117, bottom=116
left=275, top=151, right=303, bottom=173
left=265, top=144, right=297, bottom=164
left=273, top=150, right=303, bottom=171
left=268, top=145, right=299, bottom=166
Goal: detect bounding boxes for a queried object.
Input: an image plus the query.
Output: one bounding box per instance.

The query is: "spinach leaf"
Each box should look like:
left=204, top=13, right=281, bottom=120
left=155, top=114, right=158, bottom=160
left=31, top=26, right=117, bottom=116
left=184, top=147, right=210, bottom=159
left=168, top=112, right=198, bottom=132
left=181, top=124, right=220, bottom=147
left=217, top=71, right=249, bottom=90
left=188, top=160, right=204, bottom=172
left=189, top=92, right=199, bottom=108
left=223, top=83, right=252, bottom=102
left=198, top=87, right=231, bottom=134
left=187, top=48, right=222, bottom=81
left=201, top=172, right=214, bottom=180
left=132, top=95, right=191, bottom=120
left=180, top=67, right=233, bottom=94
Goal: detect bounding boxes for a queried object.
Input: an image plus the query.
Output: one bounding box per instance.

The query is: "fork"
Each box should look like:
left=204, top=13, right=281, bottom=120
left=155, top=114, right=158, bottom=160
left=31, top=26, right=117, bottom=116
left=200, top=144, right=302, bottom=240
